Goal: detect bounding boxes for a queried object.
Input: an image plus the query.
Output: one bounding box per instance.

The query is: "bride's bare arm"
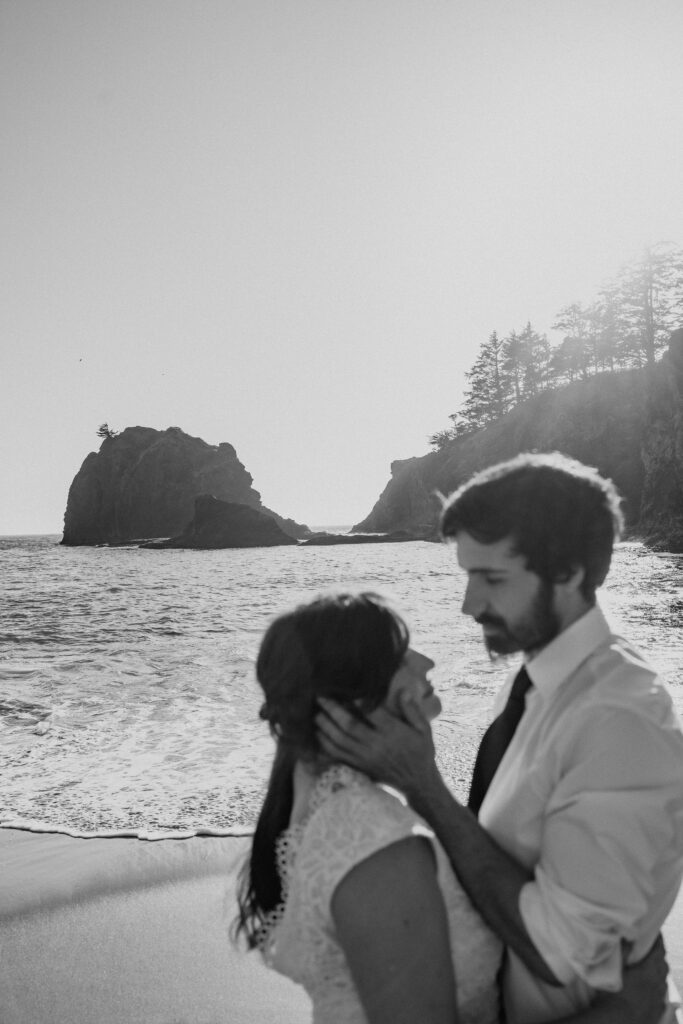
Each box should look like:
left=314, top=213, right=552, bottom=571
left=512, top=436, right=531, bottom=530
left=331, top=835, right=460, bottom=1024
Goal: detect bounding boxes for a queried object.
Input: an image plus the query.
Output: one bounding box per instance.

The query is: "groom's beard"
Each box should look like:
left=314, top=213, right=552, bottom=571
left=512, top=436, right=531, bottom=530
left=477, top=580, right=560, bottom=657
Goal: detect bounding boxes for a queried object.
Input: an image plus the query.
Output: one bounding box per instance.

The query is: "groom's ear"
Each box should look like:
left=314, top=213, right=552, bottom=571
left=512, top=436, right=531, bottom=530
left=552, top=565, right=589, bottom=623
left=565, top=565, right=585, bottom=593
left=552, top=564, right=585, bottom=592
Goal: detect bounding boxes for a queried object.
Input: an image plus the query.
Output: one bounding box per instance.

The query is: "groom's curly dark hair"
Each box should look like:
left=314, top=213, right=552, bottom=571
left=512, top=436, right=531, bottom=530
left=440, top=452, right=624, bottom=600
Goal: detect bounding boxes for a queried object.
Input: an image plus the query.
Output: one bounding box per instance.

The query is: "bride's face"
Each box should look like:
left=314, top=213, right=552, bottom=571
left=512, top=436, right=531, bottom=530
left=384, top=648, right=441, bottom=721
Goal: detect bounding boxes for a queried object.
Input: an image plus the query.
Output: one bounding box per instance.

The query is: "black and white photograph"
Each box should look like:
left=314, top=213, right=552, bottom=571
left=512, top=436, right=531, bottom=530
left=2, top=3, right=683, bottom=1022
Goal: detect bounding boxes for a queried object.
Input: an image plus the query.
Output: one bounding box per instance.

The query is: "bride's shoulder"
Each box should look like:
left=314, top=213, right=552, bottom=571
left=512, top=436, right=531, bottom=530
left=284, top=767, right=431, bottom=909
left=306, top=765, right=430, bottom=846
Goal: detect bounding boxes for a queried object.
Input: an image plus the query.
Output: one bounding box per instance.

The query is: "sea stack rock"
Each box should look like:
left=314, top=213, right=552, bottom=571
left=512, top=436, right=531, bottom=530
left=62, top=426, right=308, bottom=545
left=143, top=495, right=298, bottom=549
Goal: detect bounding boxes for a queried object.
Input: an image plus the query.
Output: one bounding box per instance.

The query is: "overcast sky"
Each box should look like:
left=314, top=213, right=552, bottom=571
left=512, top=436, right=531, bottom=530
left=2, top=0, right=683, bottom=533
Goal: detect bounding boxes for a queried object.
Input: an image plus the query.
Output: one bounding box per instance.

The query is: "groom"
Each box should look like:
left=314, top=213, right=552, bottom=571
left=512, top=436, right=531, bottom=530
left=318, top=452, right=683, bottom=1023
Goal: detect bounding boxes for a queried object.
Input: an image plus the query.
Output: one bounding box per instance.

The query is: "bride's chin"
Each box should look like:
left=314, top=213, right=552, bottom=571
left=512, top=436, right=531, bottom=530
left=425, top=694, right=442, bottom=721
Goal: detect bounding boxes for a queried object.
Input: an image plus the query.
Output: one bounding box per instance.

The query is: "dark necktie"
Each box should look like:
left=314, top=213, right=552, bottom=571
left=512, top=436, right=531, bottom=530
left=468, top=666, right=533, bottom=815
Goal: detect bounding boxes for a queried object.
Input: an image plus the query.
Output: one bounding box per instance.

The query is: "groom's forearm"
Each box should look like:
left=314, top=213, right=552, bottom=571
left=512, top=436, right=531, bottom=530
left=409, top=768, right=561, bottom=986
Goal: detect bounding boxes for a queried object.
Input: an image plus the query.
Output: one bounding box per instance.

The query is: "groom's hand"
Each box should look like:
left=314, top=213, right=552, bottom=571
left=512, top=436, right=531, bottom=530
left=315, top=692, right=441, bottom=803
left=590, top=935, right=669, bottom=1024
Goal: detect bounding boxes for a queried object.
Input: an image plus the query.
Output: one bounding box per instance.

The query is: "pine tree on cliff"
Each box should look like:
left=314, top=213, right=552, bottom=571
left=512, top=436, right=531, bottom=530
left=552, top=304, right=594, bottom=382
left=428, top=242, right=683, bottom=450
left=517, top=322, right=551, bottom=397
left=462, top=331, right=510, bottom=428
left=96, top=423, right=119, bottom=440
left=499, top=323, right=550, bottom=404
left=613, top=242, right=683, bottom=368
left=590, top=285, right=622, bottom=372
left=501, top=330, right=523, bottom=405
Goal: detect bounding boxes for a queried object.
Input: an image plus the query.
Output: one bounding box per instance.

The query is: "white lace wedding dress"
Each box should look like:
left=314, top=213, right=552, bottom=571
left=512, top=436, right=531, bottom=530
left=259, top=765, right=502, bottom=1024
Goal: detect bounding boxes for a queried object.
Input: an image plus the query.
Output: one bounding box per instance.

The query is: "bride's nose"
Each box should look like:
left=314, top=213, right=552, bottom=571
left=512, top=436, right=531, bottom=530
left=417, top=652, right=435, bottom=673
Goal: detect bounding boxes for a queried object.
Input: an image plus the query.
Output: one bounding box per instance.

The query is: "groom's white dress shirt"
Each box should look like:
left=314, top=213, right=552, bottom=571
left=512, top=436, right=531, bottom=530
left=479, top=604, right=683, bottom=1024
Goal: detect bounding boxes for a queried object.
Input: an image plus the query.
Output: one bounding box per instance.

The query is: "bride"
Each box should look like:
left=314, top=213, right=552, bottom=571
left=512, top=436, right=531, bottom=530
left=234, top=591, right=666, bottom=1024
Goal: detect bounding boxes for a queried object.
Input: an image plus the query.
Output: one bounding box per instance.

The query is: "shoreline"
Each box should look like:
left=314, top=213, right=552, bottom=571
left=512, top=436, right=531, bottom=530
left=0, top=816, right=255, bottom=842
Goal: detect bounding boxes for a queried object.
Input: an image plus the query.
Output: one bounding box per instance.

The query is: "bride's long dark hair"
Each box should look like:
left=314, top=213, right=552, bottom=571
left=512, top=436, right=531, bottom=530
left=234, top=591, right=410, bottom=948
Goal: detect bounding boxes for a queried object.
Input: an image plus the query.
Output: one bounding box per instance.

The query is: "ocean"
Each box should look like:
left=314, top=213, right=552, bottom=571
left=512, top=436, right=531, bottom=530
left=2, top=535, right=682, bottom=837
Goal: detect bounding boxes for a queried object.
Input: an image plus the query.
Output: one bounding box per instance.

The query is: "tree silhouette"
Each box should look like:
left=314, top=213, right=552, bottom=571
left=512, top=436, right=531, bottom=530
left=462, top=331, right=510, bottom=429
left=517, top=322, right=551, bottom=397
left=429, top=241, right=683, bottom=446
left=552, top=304, right=593, bottom=381
left=612, top=243, right=683, bottom=367
left=96, top=423, right=119, bottom=439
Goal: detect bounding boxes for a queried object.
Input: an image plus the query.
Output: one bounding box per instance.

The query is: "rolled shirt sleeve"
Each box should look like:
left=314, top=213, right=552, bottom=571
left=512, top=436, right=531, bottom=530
left=519, top=705, right=683, bottom=990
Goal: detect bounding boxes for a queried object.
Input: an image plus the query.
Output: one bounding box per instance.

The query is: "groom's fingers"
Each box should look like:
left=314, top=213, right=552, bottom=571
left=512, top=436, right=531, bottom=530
left=317, top=698, right=374, bottom=736
left=317, top=698, right=427, bottom=738
left=316, top=700, right=411, bottom=768
left=317, top=723, right=375, bottom=771
left=316, top=700, right=370, bottom=763
left=316, top=726, right=359, bottom=764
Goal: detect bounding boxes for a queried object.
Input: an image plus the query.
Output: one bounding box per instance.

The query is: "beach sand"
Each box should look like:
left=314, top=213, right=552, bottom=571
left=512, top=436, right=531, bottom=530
left=1, top=826, right=681, bottom=1023
left=0, top=828, right=311, bottom=1024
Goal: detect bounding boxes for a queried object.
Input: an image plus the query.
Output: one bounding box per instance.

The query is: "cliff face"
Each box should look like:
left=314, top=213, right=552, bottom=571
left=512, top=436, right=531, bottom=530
left=62, top=426, right=308, bottom=545
left=354, top=330, right=683, bottom=551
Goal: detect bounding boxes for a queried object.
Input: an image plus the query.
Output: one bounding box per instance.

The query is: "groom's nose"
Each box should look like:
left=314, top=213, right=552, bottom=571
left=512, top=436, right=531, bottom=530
left=462, top=577, right=484, bottom=619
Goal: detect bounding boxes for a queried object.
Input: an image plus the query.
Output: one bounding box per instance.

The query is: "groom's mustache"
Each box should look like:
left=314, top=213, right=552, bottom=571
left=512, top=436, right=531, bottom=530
left=476, top=614, right=508, bottom=629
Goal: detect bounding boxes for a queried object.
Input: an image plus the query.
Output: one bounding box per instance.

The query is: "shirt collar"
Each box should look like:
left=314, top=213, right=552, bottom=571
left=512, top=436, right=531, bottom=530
left=524, top=603, right=611, bottom=698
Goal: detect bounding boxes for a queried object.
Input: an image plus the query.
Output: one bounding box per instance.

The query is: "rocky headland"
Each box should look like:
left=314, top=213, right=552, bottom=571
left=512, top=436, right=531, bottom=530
left=353, top=328, right=683, bottom=552
left=141, top=494, right=298, bottom=549
left=61, top=426, right=308, bottom=547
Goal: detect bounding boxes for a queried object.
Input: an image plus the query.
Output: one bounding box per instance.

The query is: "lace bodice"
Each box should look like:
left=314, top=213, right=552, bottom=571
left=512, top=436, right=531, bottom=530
left=260, top=766, right=502, bottom=1024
